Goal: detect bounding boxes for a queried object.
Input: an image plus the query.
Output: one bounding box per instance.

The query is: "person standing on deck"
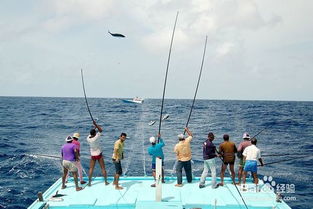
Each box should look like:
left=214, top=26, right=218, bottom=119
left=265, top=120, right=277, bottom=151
left=218, top=134, right=237, bottom=186
left=65, top=133, right=87, bottom=185
left=236, top=132, right=252, bottom=185
left=199, top=132, right=218, bottom=189
left=148, top=134, right=165, bottom=187
left=174, top=127, right=193, bottom=187
left=86, top=121, right=109, bottom=186
left=61, top=136, right=83, bottom=191
left=242, top=138, right=264, bottom=190
left=112, top=132, right=127, bottom=190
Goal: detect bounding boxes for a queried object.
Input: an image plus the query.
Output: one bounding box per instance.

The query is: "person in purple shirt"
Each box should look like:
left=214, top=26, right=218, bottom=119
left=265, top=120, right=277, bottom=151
left=199, top=132, right=219, bottom=189
left=61, top=136, right=83, bottom=191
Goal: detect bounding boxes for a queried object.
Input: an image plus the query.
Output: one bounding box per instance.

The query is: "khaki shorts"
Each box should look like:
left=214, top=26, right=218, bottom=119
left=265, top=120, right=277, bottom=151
left=62, top=160, right=78, bottom=172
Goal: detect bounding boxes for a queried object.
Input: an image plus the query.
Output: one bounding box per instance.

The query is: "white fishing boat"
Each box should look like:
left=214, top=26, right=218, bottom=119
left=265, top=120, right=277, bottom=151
left=122, top=97, right=144, bottom=104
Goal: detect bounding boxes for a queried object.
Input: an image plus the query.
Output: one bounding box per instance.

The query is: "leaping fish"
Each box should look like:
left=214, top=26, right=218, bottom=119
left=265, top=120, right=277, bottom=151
left=108, top=30, right=126, bottom=38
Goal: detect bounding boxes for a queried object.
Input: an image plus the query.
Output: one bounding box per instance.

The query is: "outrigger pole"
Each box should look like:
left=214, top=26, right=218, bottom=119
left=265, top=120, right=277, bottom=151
left=184, top=36, right=208, bottom=134
left=81, top=69, right=95, bottom=123
left=158, top=11, right=179, bottom=141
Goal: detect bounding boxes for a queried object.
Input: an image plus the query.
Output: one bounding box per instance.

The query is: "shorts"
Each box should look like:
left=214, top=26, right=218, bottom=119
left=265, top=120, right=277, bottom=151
left=244, top=160, right=257, bottom=173
left=152, top=161, right=164, bottom=170
left=91, top=153, right=103, bottom=160
left=223, top=161, right=235, bottom=165
left=62, top=160, right=78, bottom=172
left=112, top=159, right=123, bottom=175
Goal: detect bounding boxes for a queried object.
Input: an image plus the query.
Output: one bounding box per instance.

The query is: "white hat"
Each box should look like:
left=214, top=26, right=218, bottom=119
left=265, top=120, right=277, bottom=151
left=177, top=134, right=184, bottom=140
left=149, top=137, right=156, bottom=144
left=65, top=135, right=73, bottom=142
left=242, top=132, right=250, bottom=139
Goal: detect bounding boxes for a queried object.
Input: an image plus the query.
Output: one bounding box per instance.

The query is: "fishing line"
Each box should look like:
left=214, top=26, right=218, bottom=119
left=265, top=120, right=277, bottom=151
left=158, top=11, right=179, bottom=141
left=81, top=69, right=95, bottom=122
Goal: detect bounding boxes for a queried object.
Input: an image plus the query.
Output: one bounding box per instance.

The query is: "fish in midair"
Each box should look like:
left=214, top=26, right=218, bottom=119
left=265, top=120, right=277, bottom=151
left=108, top=30, right=126, bottom=38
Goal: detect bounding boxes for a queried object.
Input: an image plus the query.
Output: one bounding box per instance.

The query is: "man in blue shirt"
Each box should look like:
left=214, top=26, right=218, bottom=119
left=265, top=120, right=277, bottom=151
left=148, top=134, right=165, bottom=187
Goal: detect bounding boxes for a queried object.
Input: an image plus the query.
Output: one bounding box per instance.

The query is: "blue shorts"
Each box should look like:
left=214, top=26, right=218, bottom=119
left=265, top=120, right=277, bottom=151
left=244, top=160, right=257, bottom=173
left=152, top=161, right=164, bottom=170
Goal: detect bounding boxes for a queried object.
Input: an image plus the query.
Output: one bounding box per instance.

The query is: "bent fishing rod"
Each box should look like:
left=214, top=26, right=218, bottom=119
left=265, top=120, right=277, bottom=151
left=158, top=11, right=179, bottom=141
left=81, top=69, right=95, bottom=123
left=183, top=35, right=208, bottom=134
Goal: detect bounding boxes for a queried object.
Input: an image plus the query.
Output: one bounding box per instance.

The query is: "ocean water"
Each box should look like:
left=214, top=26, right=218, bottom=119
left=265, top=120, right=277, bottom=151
left=0, top=97, right=312, bottom=209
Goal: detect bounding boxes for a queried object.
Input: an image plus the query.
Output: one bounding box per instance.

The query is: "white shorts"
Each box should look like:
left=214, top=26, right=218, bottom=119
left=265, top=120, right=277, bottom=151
left=62, top=160, right=78, bottom=172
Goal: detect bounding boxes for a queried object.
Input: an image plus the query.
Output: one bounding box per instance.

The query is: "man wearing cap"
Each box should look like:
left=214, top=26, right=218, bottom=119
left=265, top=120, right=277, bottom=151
left=65, top=133, right=86, bottom=185
left=174, top=127, right=193, bottom=187
left=218, top=134, right=237, bottom=186
left=199, top=132, right=218, bottom=189
left=112, top=132, right=127, bottom=190
left=61, top=135, right=83, bottom=191
left=148, top=134, right=165, bottom=187
left=87, top=121, right=109, bottom=186
left=242, top=138, right=264, bottom=190
left=236, top=132, right=252, bottom=185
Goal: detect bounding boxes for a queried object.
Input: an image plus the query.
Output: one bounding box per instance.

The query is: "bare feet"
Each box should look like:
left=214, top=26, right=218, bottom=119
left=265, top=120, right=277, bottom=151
left=218, top=183, right=224, bottom=187
left=76, top=187, right=83, bottom=191
left=80, top=180, right=87, bottom=184
left=88, top=182, right=91, bottom=187
left=115, top=186, right=123, bottom=190
left=61, top=185, right=67, bottom=189
left=175, top=184, right=183, bottom=187
left=105, top=181, right=110, bottom=185
left=150, top=184, right=156, bottom=187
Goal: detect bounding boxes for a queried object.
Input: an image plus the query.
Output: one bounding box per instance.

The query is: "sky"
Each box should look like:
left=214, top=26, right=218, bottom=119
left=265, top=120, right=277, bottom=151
left=0, top=0, right=312, bottom=101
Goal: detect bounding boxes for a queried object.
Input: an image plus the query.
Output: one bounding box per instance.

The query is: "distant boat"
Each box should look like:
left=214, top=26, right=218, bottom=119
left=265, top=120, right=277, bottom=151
left=122, top=97, right=144, bottom=104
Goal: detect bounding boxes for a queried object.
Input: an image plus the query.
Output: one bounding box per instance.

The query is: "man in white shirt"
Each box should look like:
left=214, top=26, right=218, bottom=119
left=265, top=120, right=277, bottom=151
left=242, top=138, right=264, bottom=188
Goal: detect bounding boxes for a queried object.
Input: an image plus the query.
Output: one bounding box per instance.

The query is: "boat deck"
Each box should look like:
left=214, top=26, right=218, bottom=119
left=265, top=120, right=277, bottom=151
left=28, top=176, right=291, bottom=209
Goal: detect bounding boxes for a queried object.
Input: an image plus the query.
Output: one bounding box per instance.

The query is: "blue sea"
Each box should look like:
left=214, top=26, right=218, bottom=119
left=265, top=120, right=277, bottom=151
left=0, top=97, right=312, bottom=209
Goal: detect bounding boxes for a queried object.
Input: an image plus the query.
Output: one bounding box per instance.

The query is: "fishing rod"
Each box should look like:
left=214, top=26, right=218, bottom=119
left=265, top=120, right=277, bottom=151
left=183, top=36, right=208, bottom=134
left=262, top=153, right=311, bottom=157
left=258, top=154, right=312, bottom=166
left=250, top=123, right=274, bottom=140
left=158, top=11, right=179, bottom=141
left=81, top=69, right=95, bottom=123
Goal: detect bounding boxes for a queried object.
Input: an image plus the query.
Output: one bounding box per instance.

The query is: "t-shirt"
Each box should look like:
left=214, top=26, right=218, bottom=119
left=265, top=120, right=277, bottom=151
left=174, top=136, right=193, bottom=162
left=219, top=141, right=237, bottom=162
left=243, top=144, right=261, bottom=161
left=87, top=132, right=102, bottom=156
left=112, top=139, right=124, bottom=160
left=61, top=143, right=76, bottom=161
left=72, top=140, right=80, bottom=151
left=203, top=139, right=216, bottom=160
left=148, top=138, right=165, bottom=163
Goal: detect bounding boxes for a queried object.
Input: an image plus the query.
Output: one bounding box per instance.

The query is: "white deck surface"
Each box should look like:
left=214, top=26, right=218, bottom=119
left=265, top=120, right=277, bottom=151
left=28, top=176, right=291, bottom=209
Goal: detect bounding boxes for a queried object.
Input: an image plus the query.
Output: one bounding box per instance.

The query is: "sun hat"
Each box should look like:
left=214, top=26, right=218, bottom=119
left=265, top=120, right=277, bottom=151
left=149, top=137, right=156, bottom=144
left=73, top=133, right=80, bottom=139
left=65, top=135, right=73, bottom=142
left=242, top=132, right=250, bottom=139
left=177, top=134, right=184, bottom=140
